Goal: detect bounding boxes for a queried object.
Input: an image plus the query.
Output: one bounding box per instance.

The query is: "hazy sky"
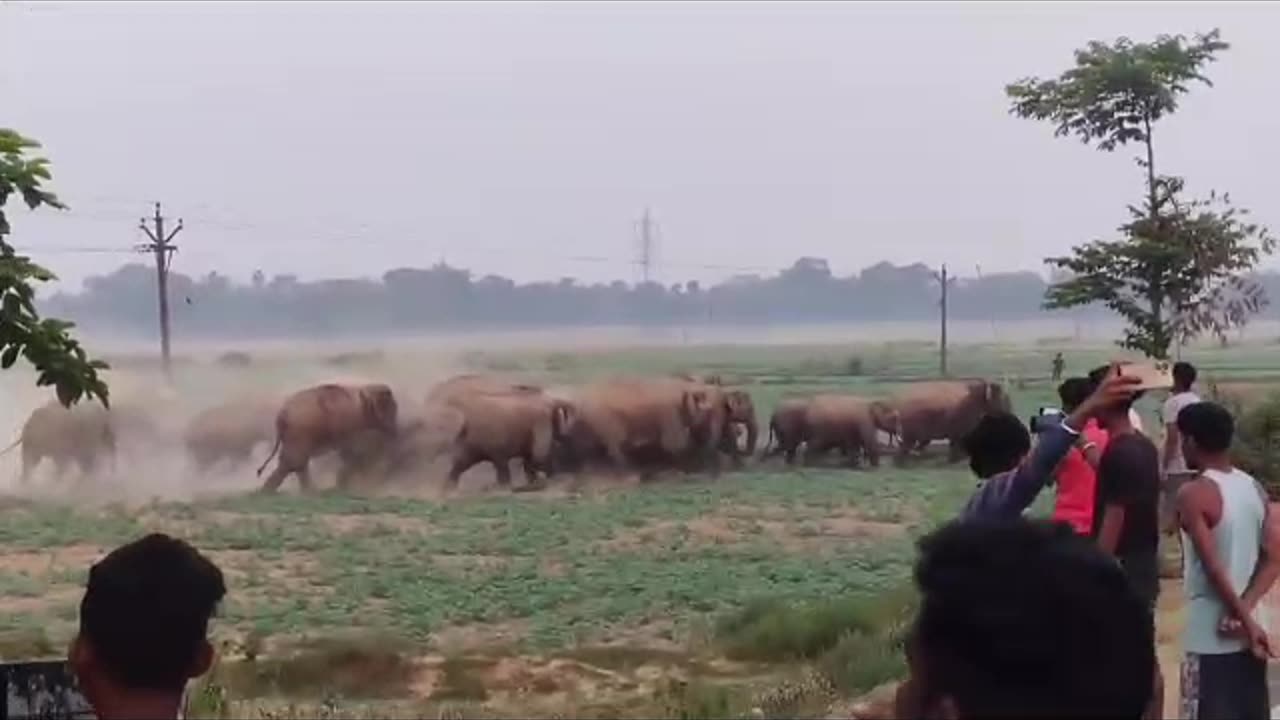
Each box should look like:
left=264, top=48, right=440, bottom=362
left=4, top=1, right=1279, bottom=291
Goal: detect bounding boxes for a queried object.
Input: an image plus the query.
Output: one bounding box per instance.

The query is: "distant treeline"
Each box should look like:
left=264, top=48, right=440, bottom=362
left=38, top=256, right=1280, bottom=339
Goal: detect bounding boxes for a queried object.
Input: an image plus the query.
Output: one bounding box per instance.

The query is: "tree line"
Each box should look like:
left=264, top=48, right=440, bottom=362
left=33, top=256, right=1280, bottom=339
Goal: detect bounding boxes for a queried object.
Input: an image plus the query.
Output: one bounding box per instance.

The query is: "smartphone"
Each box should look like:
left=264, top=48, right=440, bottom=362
left=1116, top=360, right=1174, bottom=391
left=1, top=660, right=95, bottom=720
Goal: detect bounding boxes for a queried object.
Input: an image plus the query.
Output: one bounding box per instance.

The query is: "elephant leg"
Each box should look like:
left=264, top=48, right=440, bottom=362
left=492, top=458, right=512, bottom=488
left=946, top=438, right=965, bottom=464
left=19, top=448, right=38, bottom=486
left=854, top=423, right=880, bottom=469
left=259, top=463, right=293, bottom=494
left=296, top=462, right=316, bottom=493
left=447, top=449, right=481, bottom=490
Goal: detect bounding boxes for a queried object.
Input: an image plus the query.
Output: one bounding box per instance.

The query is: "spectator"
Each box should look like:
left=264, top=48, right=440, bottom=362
left=1052, top=352, right=1065, bottom=382
left=1086, top=363, right=1164, bottom=719
left=959, top=364, right=1141, bottom=522
left=70, top=533, right=226, bottom=720
left=1051, top=377, right=1109, bottom=535
left=895, top=519, right=1155, bottom=719
left=1162, top=361, right=1201, bottom=530
left=1175, top=401, right=1280, bottom=720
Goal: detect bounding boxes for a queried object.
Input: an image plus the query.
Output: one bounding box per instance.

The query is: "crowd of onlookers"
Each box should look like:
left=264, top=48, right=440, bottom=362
left=47, top=360, right=1279, bottom=720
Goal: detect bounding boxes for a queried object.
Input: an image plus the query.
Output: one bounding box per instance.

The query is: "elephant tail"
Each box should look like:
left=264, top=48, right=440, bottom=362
left=0, top=435, right=21, bottom=457
left=255, top=437, right=281, bottom=477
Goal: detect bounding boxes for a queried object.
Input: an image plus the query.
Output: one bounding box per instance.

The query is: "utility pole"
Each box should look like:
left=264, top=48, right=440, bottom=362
left=933, top=264, right=956, bottom=377
left=137, top=202, right=183, bottom=379
left=636, top=207, right=656, bottom=285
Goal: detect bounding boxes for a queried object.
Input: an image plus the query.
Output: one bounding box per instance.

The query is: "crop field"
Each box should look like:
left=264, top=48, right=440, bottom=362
left=0, top=335, right=1277, bottom=718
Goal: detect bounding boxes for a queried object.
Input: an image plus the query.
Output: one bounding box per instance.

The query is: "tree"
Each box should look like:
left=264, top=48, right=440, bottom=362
left=1007, top=30, right=1275, bottom=358
left=0, top=129, right=109, bottom=406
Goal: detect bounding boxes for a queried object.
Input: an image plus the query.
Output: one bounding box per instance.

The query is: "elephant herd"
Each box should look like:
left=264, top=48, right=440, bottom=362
left=0, top=373, right=1011, bottom=495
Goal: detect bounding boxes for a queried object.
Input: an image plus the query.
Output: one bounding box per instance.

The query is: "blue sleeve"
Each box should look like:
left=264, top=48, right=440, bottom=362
left=960, top=421, right=1078, bottom=521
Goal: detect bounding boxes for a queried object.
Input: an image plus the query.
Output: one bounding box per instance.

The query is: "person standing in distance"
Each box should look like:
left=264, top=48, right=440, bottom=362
left=1175, top=401, right=1280, bottom=720
left=1087, top=363, right=1164, bottom=719
left=1162, top=361, right=1202, bottom=530
left=70, top=533, right=226, bottom=720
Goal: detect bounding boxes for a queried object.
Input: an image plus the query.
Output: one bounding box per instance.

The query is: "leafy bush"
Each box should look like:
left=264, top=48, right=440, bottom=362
left=1226, top=391, right=1280, bottom=498
left=714, top=586, right=915, bottom=663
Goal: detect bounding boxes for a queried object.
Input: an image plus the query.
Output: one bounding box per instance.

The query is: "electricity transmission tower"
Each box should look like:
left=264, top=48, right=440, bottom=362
left=137, top=202, right=183, bottom=378
left=635, top=207, right=658, bottom=285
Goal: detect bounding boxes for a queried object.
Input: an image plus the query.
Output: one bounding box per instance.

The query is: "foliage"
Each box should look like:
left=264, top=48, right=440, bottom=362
left=1006, top=30, right=1227, bottom=156
left=1044, top=184, right=1275, bottom=358
left=1212, top=388, right=1280, bottom=498
left=0, top=128, right=109, bottom=406
left=1008, top=30, right=1274, bottom=359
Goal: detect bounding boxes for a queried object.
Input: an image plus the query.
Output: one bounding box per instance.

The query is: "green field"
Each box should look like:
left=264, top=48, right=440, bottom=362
left=0, top=338, right=1275, bottom=718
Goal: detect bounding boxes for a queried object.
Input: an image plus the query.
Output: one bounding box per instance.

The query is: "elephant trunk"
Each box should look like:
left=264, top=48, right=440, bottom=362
left=743, top=416, right=759, bottom=455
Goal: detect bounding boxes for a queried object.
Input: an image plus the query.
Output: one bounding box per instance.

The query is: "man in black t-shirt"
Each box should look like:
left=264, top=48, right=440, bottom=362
left=1087, top=364, right=1163, bottom=719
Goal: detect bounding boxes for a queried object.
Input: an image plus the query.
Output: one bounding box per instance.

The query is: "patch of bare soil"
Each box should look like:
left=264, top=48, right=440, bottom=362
left=0, top=544, right=103, bottom=575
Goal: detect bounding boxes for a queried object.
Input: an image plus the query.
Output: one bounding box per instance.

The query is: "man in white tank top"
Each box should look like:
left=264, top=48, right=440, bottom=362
left=1175, top=401, right=1280, bottom=720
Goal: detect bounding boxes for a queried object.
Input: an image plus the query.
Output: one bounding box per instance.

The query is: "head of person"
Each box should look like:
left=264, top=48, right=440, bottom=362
left=903, top=519, right=1155, bottom=719
left=1088, top=365, right=1145, bottom=430
left=1172, top=361, right=1197, bottom=393
left=961, top=412, right=1030, bottom=479
left=1057, top=377, right=1093, bottom=414
left=71, top=533, right=226, bottom=720
left=1176, top=401, right=1234, bottom=471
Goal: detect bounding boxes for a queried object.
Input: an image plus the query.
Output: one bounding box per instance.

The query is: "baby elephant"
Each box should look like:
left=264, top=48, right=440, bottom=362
left=183, top=397, right=279, bottom=475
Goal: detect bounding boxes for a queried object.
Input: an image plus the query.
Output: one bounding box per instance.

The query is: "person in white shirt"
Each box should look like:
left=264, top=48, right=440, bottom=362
left=1161, top=362, right=1201, bottom=531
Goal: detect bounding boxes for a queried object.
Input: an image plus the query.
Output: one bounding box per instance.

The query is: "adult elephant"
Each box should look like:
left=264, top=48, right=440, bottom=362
left=426, top=374, right=543, bottom=406
left=566, top=378, right=718, bottom=478
left=255, top=382, right=399, bottom=493
left=892, top=379, right=1010, bottom=465
left=1, top=400, right=116, bottom=484
left=763, top=397, right=811, bottom=464
left=802, top=395, right=900, bottom=468
left=444, top=391, right=574, bottom=491
left=183, top=396, right=280, bottom=474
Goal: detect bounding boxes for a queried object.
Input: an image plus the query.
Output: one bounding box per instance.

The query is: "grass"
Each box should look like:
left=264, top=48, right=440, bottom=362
left=4, top=336, right=1279, bottom=717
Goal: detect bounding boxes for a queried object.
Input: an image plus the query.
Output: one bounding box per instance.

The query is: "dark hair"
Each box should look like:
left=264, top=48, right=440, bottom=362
left=1057, top=378, right=1092, bottom=413
left=1176, top=401, right=1234, bottom=454
left=1172, top=361, right=1197, bottom=390
left=1087, top=365, right=1145, bottom=413
left=912, top=519, right=1154, bottom=718
left=79, top=533, right=226, bottom=692
left=962, top=412, right=1030, bottom=479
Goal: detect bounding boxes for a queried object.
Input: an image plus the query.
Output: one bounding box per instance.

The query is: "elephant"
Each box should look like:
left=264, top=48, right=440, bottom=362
left=763, top=397, right=812, bottom=464
left=183, top=397, right=280, bottom=474
left=1, top=400, right=116, bottom=485
left=255, top=382, right=399, bottom=493
left=564, top=378, right=718, bottom=478
left=426, top=374, right=544, bottom=406
left=801, top=395, right=900, bottom=468
left=443, top=391, right=575, bottom=491
left=892, top=379, right=1011, bottom=464
left=764, top=396, right=899, bottom=466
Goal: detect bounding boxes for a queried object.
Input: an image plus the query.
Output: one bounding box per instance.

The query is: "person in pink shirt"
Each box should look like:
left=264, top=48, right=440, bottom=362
left=1052, top=378, right=1109, bottom=535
